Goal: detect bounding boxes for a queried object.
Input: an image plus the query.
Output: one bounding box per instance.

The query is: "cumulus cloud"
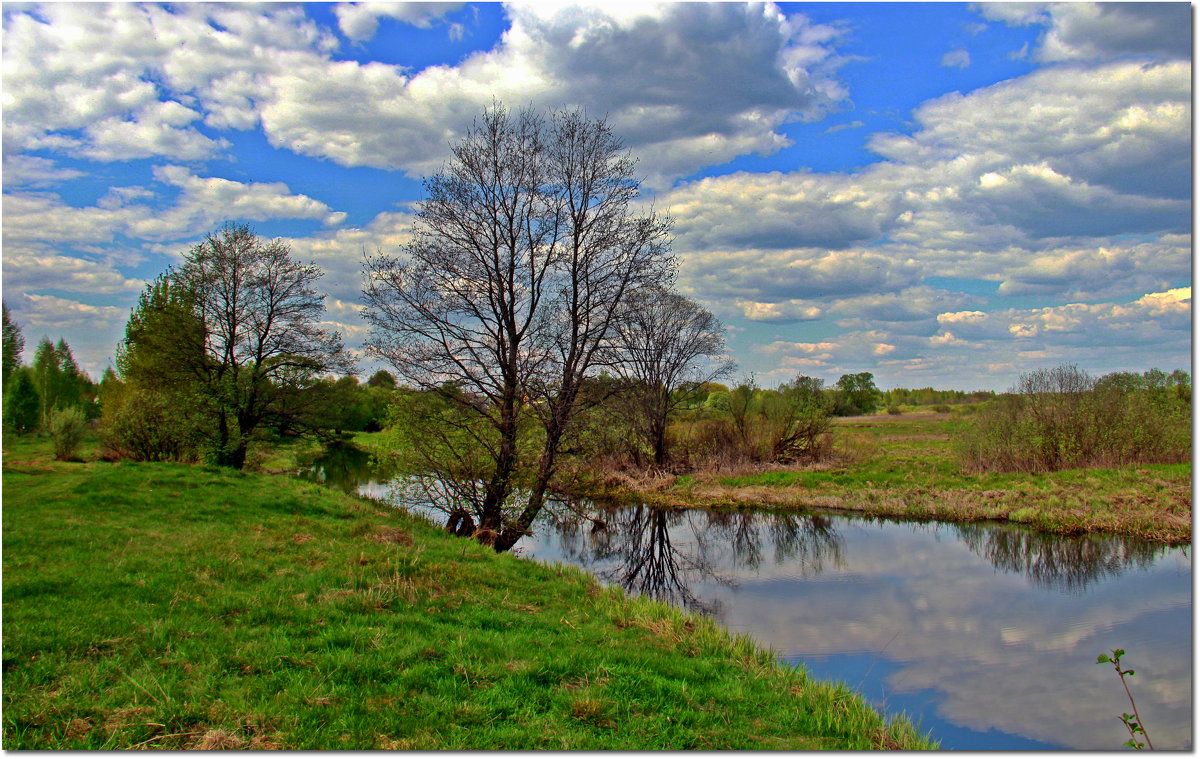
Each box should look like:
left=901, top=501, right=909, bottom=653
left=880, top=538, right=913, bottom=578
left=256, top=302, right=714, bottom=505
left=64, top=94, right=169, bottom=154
left=3, top=2, right=849, bottom=188
left=279, top=210, right=418, bottom=305
left=937, top=287, right=1191, bottom=343
left=683, top=247, right=923, bottom=317
left=868, top=60, right=1191, bottom=201
left=665, top=170, right=905, bottom=251
left=3, top=167, right=345, bottom=246
left=334, top=2, right=465, bottom=42
left=744, top=288, right=1190, bottom=388
left=2, top=248, right=144, bottom=296
left=736, top=299, right=824, bottom=323
left=977, top=2, right=1192, bottom=63
left=994, top=238, right=1191, bottom=298
left=2, top=155, right=84, bottom=187
left=665, top=54, right=1189, bottom=333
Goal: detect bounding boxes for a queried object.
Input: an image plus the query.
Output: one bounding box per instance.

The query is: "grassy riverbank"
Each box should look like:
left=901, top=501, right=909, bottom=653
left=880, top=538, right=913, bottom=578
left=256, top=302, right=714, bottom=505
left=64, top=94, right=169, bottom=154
left=2, top=436, right=932, bottom=750
left=570, top=412, right=1191, bottom=544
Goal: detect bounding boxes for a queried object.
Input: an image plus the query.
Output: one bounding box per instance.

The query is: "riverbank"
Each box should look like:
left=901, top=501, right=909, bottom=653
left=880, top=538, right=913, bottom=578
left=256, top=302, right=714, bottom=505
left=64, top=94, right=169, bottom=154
left=1, top=436, right=932, bottom=750
left=564, top=413, right=1191, bottom=544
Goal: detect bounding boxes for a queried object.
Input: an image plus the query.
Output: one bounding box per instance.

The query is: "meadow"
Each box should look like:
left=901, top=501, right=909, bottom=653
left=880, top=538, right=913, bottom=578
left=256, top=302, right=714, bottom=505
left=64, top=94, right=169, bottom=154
left=1, top=434, right=932, bottom=750
left=571, top=411, right=1191, bottom=544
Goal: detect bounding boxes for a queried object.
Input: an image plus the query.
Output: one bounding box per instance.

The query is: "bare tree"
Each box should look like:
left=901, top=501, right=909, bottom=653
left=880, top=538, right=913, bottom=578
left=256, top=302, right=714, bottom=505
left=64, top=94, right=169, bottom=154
left=363, top=105, right=558, bottom=538
left=497, top=109, right=674, bottom=550
left=125, top=223, right=352, bottom=468
left=612, top=287, right=733, bottom=466
left=363, top=104, right=674, bottom=551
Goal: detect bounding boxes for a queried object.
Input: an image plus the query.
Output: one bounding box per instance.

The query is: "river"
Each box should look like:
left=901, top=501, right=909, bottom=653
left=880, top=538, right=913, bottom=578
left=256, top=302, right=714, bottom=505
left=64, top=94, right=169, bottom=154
left=298, top=447, right=1192, bottom=750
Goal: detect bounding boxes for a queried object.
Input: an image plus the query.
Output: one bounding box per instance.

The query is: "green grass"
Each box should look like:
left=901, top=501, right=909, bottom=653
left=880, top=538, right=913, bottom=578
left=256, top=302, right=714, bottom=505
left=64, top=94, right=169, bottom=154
left=578, top=413, right=1191, bottom=543
left=2, top=434, right=932, bottom=750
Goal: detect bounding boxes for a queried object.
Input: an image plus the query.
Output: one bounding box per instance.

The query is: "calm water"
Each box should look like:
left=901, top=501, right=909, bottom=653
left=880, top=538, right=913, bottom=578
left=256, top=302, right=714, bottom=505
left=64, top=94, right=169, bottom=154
left=298, top=448, right=1193, bottom=750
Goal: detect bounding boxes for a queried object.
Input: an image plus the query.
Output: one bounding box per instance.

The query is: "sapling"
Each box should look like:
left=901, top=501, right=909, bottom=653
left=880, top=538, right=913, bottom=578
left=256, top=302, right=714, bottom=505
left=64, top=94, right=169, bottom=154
left=1096, top=648, right=1154, bottom=750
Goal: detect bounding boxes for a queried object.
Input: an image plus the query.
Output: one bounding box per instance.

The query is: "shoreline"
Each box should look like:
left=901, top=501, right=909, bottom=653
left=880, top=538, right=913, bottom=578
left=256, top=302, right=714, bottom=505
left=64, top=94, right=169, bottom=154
left=559, top=463, right=1192, bottom=545
left=2, top=437, right=935, bottom=750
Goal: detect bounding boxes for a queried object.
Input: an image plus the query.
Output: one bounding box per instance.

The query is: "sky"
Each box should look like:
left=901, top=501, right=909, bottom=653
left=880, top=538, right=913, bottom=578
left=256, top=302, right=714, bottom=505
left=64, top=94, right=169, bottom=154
left=2, top=1, right=1192, bottom=391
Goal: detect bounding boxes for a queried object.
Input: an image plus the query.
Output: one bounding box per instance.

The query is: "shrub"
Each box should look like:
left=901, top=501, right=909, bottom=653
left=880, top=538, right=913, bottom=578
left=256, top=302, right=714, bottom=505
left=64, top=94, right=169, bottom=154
left=48, top=406, right=87, bottom=460
left=957, top=365, right=1191, bottom=473
left=932, top=404, right=952, bottom=414
left=100, top=389, right=199, bottom=462
left=886, top=405, right=902, bottom=415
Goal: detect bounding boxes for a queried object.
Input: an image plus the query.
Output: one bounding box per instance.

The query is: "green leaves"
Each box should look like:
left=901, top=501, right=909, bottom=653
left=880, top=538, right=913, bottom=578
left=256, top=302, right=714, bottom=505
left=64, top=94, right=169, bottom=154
left=1097, top=648, right=1153, bottom=750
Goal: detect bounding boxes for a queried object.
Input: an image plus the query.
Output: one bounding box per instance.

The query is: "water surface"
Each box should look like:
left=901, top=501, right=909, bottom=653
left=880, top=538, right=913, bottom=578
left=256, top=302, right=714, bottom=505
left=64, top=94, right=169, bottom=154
left=298, top=449, right=1192, bottom=750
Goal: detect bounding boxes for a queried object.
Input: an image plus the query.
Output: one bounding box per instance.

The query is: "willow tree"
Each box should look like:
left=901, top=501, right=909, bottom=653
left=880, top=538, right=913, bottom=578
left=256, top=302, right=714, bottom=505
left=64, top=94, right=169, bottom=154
left=363, top=104, right=673, bottom=550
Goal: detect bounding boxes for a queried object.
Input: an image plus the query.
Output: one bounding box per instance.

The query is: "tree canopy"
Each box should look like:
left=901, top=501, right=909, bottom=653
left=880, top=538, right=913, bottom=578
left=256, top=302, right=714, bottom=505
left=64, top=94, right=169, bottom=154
left=117, top=223, right=352, bottom=467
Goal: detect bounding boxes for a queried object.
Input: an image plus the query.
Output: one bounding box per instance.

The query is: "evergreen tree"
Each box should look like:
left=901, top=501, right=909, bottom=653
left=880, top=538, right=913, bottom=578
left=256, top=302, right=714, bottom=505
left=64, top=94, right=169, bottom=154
left=32, top=338, right=62, bottom=426
left=31, top=336, right=91, bottom=423
left=4, top=367, right=41, bottom=434
left=2, top=301, right=24, bottom=387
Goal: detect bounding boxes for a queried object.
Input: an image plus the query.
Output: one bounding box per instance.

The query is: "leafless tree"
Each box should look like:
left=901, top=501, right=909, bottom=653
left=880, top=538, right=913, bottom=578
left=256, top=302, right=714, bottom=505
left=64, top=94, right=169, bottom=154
left=363, top=104, right=674, bottom=551
left=612, top=287, right=733, bottom=466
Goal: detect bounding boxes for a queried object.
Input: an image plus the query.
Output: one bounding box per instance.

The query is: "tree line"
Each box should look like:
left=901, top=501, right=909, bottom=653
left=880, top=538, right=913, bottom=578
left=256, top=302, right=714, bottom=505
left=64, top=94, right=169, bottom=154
left=4, top=303, right=98, bottom=451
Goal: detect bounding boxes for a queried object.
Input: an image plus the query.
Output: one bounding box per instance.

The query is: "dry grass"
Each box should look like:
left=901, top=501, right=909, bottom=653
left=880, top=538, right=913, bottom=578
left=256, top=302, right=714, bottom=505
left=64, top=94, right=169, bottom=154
left=565, top=415, right=1191, bottom=544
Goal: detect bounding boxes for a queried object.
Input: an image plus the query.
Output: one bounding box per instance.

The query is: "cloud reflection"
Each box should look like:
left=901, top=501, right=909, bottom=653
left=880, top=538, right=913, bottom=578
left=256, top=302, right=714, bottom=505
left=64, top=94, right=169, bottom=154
left=520, top=507, right=1191, bottom=749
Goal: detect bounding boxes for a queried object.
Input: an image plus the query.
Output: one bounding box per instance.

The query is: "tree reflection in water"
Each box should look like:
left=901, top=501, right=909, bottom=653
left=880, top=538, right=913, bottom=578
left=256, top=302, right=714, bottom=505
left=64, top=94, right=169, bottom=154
left=951, top=523, right=1171, bottom=593
left=296, top=443, right=385, bottom=493
left=543, top=501, right=845, bottom=615
left=296, top=450, right=1174, bottom=601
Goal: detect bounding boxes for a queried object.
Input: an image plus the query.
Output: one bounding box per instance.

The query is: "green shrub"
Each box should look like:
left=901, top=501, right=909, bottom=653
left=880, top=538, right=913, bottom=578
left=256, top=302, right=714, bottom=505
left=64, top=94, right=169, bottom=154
left=48, top=406, right=87, bottom=461
left=100, top=389, right=199, bottom=462
left=932, top=404, right=952, bottom=414
left=886, top=404, right=902, bottom=415
left=957, top=365, right=1191, bottom=473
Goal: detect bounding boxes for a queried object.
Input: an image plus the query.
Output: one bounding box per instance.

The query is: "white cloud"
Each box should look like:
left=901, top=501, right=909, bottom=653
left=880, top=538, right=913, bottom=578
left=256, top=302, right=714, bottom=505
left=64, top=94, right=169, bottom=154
left=82, top=101, right=226, bottom=162
left=941, top=48, right=970, bottom=68
left=977, top=2, right=1192, bottom=63
left=334, top=2, right=465, bottom=41
left=3, top=167, right=346, bottom=244
left=2, top=155, right=84, bottom=187
left=5, top=293, right=130, bottom=378
left=743, top=288, right=1191, bottom=389
left=662, top=55, right=1190, bottom=332
left=1, top=247, right=144, bottom=296
left=737, top=299, right=823, bottom=323
left=2, top=2, right=850, bottom=188
left=934, top=287, right=1191, bottom=344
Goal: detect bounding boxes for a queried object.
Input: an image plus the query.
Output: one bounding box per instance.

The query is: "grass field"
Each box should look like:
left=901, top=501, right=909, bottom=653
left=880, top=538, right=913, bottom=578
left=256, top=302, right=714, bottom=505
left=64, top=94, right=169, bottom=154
left=2, top=434, right=932, bottom=750
left=575, top=411, right=1191, bottom=544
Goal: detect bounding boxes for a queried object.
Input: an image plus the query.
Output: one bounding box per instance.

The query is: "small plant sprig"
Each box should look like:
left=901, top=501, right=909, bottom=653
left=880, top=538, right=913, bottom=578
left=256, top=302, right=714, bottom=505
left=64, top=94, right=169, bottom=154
left=1097, top=648, right=1154, bottom=750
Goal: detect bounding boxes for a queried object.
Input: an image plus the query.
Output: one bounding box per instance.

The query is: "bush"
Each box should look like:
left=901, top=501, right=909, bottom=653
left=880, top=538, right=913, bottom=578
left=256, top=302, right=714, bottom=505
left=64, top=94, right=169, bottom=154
left=100, top=389, right=199, bottom=462
left=48, top=406, right=87, bottom=460
left=957, top=365, right=1191, bottom=473
left=932, top=404, right=952, bottom=414
left=886, top=405, right=902, bottom=415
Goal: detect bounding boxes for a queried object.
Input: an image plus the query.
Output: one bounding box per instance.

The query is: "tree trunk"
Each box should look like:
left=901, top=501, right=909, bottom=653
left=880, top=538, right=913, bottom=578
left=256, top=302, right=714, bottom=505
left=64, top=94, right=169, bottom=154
left=494, top=421, right=563, bottom=552
left=480, top=386, right=520, bottom=532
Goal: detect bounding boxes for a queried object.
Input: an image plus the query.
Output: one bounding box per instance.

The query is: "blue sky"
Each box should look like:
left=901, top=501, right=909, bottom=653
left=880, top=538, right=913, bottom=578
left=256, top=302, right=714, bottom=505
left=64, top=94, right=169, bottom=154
left=2, top=2, right=1191, bottom=390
